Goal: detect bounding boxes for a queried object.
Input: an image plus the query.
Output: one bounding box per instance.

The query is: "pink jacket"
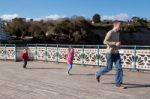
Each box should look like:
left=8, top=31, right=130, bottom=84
left=66, top=49, right=74, bottom=64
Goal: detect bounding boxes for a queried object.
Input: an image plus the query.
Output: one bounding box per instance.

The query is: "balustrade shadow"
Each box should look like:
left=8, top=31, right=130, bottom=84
left=70, top=73, right=115, bottom=76
left=26, top=67, right=64, bottom=70
left=103, top=82, right=150, bottom=89
left=122, top=83, right=150, bottom=89
left=69, top=73, right=95, bottom=76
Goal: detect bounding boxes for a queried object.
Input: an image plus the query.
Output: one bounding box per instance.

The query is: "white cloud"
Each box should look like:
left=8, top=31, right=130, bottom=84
left=0, top=14, right=66, bottom=21
left=45, top=14, right=66, bottom=20
left=34, top=14, right=66, bottom=21
left=1, top=13, right=130, bottom=21
left=26, top=17, right=32, bottom=21
left=0, top=14, right=19, bottom=21
left=102, top=13, right=131, bottom=21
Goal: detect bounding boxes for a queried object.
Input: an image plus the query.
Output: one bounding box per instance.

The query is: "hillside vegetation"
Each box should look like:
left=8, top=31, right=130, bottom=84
left=3, top=14, right=150, bottom=45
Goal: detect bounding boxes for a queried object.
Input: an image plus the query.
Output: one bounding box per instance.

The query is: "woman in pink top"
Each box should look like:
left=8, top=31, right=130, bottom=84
left=66, top=48, right=74, bottom=75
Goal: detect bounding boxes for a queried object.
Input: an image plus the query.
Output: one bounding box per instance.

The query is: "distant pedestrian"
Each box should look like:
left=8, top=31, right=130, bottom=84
left=21, top=49, right=29, bottom=68
left=66, top=47, right=74, bottom=75
left=96, top=21, right=125, bottom=89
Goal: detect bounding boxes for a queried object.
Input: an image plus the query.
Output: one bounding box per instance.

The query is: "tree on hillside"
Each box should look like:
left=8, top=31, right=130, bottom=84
left=121, top=24, right=137, bottom=33
left=73, top=16, right=92, bottom=30
left=4, top=18, right=29, bottom=39
left=53, top=19, right=74, bottom=41
left=132, top=17, right=148, bottom=26
left=132, top=17, right=140, bottom=22
left=92, top=14, right=101, bottom=23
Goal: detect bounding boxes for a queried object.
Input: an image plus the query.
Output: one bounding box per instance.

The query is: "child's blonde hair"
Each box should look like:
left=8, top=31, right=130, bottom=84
left=23, top=48, right=28, bottom=52
left=68, top=48, right=71, bottom=52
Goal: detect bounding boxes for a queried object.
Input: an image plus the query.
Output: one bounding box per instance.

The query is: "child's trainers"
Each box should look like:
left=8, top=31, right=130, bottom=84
left=66, top=71, right=70, bottom=75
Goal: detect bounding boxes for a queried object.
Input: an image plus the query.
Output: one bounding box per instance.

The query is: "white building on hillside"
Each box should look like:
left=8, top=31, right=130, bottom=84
left=0, top=18, right=4, bottom=33
left=0, top=18, right=11, bottom=41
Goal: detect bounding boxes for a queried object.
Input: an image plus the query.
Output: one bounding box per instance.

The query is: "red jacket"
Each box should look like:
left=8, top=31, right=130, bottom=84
left=21, top=52, right=29, bottom=60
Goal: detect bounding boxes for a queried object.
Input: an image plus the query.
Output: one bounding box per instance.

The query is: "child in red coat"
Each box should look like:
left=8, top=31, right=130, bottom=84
left=21, top=49, right=29, bottom=68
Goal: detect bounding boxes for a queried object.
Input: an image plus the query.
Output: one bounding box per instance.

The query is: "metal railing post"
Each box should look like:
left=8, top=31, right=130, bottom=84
left=81, top=45, right=85, bottom=66
left=97, top=45, right=100, bottom=66
left=132, top=45, right=137, bottom=71
left=14, top=44, right=17, bottom=62
left=45, top=44, right=48, bottom=62
left=5, top=44, right=6, bottom=61
left=56, top=44, right=59, bottom=63
left=36, top=44, right=37, bottom=61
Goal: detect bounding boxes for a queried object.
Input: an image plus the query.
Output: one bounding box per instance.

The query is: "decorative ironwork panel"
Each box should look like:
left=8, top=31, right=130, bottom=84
left=84, top=48, right=97, bottom=65
left=99, top=49, right=107, bottom=66
left=136, top=50, right=150, bottom=70
left=47, top=47, right=57, bottom=62
left=0, top=47, right=5, bottom=60
left=119, top=49, right=135, bottom=69
left=57, top=48, right=67, bottom=63
left=36, top=47, right=46, bottom=61
left=28, top=47, right=37, bottom=60
left=5, top=47, right=15, bottom=60
left=73, top=48, right=82, bottom=64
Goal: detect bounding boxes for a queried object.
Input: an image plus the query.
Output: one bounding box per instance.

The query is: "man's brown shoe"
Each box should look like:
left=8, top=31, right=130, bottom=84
left=96, top=76, right=100, bottom=82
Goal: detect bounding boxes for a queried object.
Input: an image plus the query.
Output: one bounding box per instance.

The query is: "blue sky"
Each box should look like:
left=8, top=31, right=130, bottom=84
left=0, top=0, right=150, bottom=20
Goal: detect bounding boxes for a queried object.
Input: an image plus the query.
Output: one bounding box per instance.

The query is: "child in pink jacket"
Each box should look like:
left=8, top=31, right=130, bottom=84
left=66, top=48, right=74, bottom=75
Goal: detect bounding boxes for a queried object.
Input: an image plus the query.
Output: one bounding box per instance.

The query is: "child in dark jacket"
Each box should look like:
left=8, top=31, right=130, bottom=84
left=21, top=49, right=29, bottom=68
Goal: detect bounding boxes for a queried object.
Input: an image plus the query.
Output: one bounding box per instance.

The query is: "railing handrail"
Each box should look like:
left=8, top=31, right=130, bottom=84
left=0, top=44, right=150, bottom=49
left=10, top=44, right=150, bottom=48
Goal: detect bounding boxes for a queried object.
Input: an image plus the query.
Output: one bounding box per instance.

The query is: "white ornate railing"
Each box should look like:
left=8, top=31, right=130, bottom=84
left=0, top=44, right=150, bottom=70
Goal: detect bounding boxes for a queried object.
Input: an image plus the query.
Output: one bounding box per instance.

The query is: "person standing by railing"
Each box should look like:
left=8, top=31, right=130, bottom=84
left=21, top=49, right=29, bottom=69
left=66, top=47, right=74, bottom=75
left=96, top=21, right=125, bottom=89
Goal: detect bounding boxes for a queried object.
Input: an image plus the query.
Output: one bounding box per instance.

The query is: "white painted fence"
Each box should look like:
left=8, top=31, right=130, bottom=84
left=0, top=44, right=150, bottom=70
